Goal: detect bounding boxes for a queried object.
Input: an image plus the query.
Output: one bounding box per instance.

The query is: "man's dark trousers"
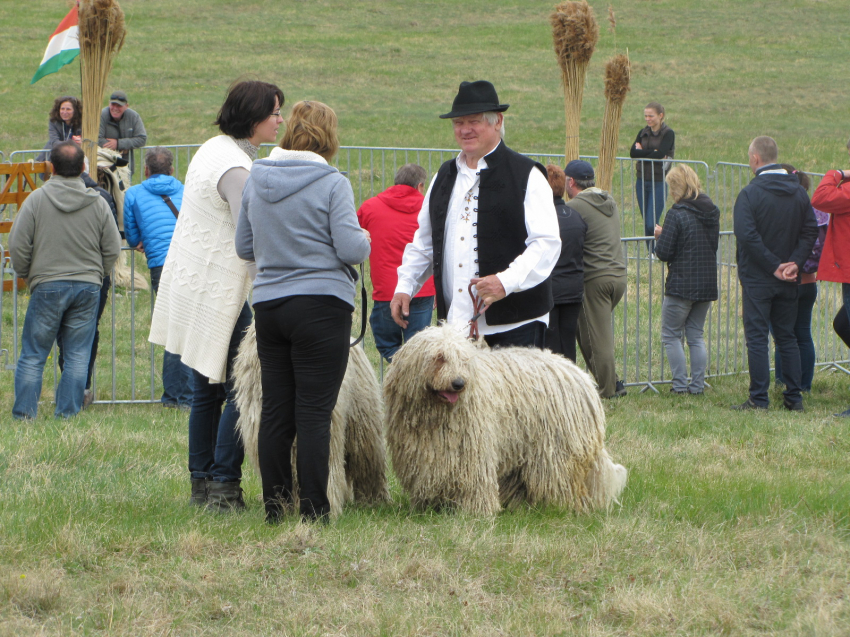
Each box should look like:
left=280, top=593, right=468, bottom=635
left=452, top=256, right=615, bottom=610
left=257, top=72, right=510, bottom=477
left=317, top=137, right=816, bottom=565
left=742, top=285, right=802, bottom=407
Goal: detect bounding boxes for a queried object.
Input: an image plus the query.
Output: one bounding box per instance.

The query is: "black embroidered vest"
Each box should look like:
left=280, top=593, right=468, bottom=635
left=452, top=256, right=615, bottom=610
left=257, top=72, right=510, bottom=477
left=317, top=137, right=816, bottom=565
left=428, top=142, right=553, bottom=326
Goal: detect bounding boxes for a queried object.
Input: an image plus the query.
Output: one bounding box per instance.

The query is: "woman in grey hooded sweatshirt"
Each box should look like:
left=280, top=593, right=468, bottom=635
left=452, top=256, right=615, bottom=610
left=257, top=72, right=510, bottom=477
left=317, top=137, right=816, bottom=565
left=236, top=100, right=371, bottom=523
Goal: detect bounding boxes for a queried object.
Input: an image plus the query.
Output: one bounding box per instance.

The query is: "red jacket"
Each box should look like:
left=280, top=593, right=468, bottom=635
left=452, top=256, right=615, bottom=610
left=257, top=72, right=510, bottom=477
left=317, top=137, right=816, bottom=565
left=812, top=170, right=850, bottom=284
left=357, top=184, right=436, bottom=301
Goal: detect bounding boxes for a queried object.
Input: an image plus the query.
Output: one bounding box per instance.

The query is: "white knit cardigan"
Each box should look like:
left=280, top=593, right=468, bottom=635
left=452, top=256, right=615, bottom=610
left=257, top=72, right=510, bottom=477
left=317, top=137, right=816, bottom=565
left=149, top=135, right=252, bottom=383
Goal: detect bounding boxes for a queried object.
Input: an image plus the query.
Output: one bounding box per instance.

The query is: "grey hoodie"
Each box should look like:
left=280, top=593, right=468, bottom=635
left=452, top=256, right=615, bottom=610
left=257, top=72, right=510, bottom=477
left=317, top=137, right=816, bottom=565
left=236, top=149, right=371, bottom=306
left=9, top=174, right=122, bottom=291
left=565, top=188, right=627, bottom=281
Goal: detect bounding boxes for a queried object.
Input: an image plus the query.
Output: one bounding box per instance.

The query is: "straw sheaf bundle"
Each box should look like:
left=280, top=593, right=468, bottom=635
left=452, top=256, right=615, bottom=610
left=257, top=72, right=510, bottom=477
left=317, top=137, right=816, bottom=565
left=550, top=1, right=599, bottom=163
left=79, top=0, right=126, bottom=173
left=597, top=53, right=630, bottom=192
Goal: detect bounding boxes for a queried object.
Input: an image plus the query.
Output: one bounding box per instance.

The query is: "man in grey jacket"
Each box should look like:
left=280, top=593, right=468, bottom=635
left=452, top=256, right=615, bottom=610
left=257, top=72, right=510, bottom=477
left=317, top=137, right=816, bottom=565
left=98, top=90, right=147, bottom=176
left=564, top=160, right=628, bottom=399
left=10, top=142, right=122, bottom=419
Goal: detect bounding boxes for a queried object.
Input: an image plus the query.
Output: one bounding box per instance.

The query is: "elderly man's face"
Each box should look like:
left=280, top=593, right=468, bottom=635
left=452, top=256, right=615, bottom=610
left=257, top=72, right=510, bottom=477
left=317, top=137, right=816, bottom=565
left=109, top=102, right=128, bottom=120
left=452, top=113, right=501, bottom=160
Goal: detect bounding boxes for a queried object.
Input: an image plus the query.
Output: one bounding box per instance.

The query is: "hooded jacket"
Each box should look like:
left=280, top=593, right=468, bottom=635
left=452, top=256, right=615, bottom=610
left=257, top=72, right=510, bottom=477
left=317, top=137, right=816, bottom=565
left=236, top=148, right=371, bottom=307
left=124, top=174, right=184, bottom=269
left=565, top=188, right=626, bottom=281
left=733, top=166, right=819, bottom=288
left=9, top=174, right=121, bottom=291
left=812, top=169, right=850, bottom=284
left=655, top=193, right=720, bottom=301
left=357, top=184, right=435, bottom=301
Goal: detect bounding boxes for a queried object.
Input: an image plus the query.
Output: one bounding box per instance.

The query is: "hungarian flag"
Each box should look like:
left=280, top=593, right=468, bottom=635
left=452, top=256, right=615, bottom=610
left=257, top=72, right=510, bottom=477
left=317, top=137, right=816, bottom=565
left=31, top=6, right=80, bottom=85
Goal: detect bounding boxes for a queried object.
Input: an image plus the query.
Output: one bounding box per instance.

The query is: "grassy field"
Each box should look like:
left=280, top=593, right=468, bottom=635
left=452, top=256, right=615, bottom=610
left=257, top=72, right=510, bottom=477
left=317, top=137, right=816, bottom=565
left=1, top=0, right=849, bottom=172
left=2, top=1, right=850, bottom=634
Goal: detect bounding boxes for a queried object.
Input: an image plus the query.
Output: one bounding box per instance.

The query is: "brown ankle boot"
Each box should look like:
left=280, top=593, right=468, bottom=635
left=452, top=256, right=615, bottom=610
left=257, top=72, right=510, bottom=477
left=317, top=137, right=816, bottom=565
left=190, top=478, right=208, bottom=506
left=206, top=481, right=246, bottom=512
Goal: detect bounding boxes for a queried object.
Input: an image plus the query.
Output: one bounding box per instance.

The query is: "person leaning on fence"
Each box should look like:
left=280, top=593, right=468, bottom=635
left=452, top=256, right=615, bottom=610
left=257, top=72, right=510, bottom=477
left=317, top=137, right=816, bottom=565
left=36, top=96, right=83, bottom=168
left=629, top=102, right=675, bottom=241
left=357, top=163, right=435, bottom=363
left=771, top=166, right=830, bottom=395
left=564, top=160, right=628, bottom=398
left=149, top=80, right=285, bottom=511
left=124, top=147, right=193, bottom=410
left=545, top=163, right=587, bottom=362
left=236, top=100, right=371, bottom=524
left=731, top=136, right=818, bottom=412
left=55, top=156, right=120, bottom=409
left=391, top=80, right=561, bottom=349
left=9, top=141, right=121, bottom=420
left=98, top=90, right=147, bottom=176
left=811, top=137, right=850, bottom=417
left=653, top=164, right=720, bottom=395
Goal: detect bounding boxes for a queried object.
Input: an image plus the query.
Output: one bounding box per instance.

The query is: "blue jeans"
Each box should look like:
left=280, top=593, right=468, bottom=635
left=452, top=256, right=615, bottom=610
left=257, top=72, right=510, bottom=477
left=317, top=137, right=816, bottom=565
left=661, top=296, right=711, bottom=393
left=187, top=302, right=252, bottom=483
left=57, top=275, right=110, bottom=390
left=150, top=266, right=193, bottom=407
left=13, top=281, right=100, bottom=419
left=773, top=282, right=817, bottom=391
left=369, top=296, right=434, bottom=362
left=636, top=178, right=667, bottom=238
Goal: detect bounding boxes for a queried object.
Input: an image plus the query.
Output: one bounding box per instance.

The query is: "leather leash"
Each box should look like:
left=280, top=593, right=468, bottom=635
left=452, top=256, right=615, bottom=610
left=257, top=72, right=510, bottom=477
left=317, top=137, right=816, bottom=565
left=467, top=282, right=487, bottom=341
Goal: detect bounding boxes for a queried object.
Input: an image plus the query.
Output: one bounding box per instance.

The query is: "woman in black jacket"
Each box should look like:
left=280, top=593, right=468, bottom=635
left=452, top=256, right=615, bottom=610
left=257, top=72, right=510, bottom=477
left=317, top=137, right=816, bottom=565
left=630, top=102, right=675, bottom=239
left=654, top=164, right=720, bottom=394
left=544, top=164, right=587, bottom=361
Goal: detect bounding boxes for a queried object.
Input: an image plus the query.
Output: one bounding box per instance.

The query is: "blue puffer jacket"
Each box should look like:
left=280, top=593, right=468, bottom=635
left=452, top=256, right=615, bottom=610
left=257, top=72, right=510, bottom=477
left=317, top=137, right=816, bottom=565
left=124, top=174, right=184, bottom=268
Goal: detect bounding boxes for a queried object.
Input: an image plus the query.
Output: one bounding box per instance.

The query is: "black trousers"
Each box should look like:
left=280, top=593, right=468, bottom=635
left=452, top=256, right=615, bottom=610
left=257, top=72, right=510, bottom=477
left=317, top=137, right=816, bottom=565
left=546, top=302, right=582, bottom=362
left=483, top=320, right=547, bottom=349
left=742, top=285, right=802, bottom=406
left=254, top=295, right=352, bottom=520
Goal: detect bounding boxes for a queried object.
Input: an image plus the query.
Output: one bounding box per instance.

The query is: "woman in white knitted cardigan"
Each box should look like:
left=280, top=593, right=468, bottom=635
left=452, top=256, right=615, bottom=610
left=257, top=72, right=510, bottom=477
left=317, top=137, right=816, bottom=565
left=149, top=80, right=284, bottom=511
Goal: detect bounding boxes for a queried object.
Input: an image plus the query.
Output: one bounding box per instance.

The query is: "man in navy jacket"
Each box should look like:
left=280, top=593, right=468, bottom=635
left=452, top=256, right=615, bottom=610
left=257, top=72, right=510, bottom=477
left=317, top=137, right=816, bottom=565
left=732, top=136, right=818, bottom=411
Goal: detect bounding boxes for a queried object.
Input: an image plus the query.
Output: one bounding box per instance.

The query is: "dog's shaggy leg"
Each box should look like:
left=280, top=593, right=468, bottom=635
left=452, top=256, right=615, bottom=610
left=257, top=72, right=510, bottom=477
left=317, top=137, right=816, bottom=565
left=584, top=449, right=628, bottom=510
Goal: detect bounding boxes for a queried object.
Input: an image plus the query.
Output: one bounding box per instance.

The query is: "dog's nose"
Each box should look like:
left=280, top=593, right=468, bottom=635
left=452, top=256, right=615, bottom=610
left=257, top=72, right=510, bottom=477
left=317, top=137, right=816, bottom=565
left=451, top=378, right=465, bottom=391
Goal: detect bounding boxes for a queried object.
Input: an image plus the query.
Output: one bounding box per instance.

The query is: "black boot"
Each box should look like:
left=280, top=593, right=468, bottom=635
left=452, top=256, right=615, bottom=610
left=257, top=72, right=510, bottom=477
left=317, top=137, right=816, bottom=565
left=206, top=481, right=246, bottom=512
left=190, top=478, right=208, bottom=506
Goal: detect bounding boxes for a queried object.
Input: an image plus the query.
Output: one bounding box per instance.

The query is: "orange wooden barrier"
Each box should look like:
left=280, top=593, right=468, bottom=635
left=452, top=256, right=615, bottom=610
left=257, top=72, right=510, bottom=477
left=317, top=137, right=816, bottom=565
left=0, top=162, right=48, bottom=292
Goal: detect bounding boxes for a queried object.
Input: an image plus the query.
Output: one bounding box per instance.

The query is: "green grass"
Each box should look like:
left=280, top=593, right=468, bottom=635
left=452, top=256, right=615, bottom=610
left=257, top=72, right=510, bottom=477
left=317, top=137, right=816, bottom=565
left=2, top=1, right=850, bottom=634
left=1, top=0, right=848, bottom=172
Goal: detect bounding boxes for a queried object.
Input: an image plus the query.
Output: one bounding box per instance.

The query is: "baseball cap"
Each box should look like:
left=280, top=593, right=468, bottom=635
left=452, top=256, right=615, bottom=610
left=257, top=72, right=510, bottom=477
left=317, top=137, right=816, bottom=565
left=563, top=159, right=595, bottom=180
left=109, top=90, right=128, bottom=105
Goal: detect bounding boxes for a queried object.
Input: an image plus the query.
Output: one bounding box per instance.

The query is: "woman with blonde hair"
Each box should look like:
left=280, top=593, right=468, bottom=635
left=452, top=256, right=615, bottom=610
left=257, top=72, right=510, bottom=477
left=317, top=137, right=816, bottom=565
left=236, top=100, right=370, bottom=523
left=654, top=164, right=720, bottom=394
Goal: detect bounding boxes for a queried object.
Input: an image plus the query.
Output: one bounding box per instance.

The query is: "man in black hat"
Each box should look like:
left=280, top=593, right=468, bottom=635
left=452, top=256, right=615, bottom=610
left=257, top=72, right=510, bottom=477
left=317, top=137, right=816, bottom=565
left=391, top=80, right=560, bottom=348
left=563, top=160, right=627, bottom=398
left=98, top=90, right=147, bottom=176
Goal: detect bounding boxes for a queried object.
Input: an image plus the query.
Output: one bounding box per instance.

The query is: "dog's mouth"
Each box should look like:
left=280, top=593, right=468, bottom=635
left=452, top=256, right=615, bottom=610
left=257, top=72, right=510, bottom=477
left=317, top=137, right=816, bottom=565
left=436, top=390, right=460, bottom=404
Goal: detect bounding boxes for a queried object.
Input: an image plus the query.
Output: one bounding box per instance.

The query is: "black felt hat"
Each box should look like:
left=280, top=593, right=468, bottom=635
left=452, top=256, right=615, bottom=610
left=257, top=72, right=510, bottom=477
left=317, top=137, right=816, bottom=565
left=439, top=81, right=509, bottom=119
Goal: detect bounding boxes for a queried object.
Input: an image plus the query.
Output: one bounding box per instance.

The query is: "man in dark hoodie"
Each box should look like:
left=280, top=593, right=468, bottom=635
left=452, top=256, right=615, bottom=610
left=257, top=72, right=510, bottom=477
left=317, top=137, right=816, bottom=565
left=357, top=164, right=435, bottom=362
left=10, top=142, right=121, bottom=419
left=564, top=160, right=628, bottom=399
left=732, top=136, right=818, bottom=411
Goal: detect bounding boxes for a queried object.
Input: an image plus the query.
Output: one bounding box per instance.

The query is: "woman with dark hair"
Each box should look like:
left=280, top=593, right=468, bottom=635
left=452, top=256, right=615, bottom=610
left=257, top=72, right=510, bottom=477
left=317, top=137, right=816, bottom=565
left=236, top=100, right=370, bottom=523
left=772, top=165, right=830, bottom=392
left=150, top=79, right=284, bottom=511
left=630, top=101, right=675, bottom=240
left=544, top=164, right=586, bottom=361
left=654, top=164, right=719, bottom=395
left=37, top=96, right=82, bottom=165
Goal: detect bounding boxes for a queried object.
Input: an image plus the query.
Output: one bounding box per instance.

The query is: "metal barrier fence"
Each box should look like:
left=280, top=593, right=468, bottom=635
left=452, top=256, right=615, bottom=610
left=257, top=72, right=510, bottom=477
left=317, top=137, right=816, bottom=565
left=2, top=145, right=844, bottom=404
left=3, top=237, right=848, bottom=405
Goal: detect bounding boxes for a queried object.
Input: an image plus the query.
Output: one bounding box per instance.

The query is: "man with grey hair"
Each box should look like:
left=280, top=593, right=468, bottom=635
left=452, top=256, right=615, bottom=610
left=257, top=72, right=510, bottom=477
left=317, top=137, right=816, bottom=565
left=391, top=80, right=560, bottom=349
left=357, top=163, right=434, bottom=362
left=732, top=136, right=818, bottom=411
left=98, top=90, right=147, bottom=176
left=124, top=146, right=193, bottom=409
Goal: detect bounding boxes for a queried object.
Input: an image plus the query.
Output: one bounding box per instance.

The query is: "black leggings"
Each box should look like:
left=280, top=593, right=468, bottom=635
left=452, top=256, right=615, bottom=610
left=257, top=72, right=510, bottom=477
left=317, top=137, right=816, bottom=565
left=254, top=295, right=352, bottom=520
